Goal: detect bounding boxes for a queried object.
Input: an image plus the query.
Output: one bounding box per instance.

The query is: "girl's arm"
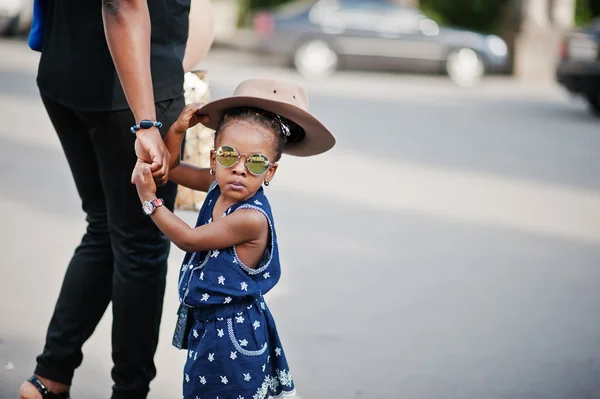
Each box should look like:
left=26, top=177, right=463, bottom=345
left=164, top=126, right=186, bottom=168
left=133, top=163, right=265, bottom=252
left=150, top=205, right=266, bottom=253
left=165, top=102, right=211, bottom=169
left=163, top=102, right=214, bottom=191
left=169, top=162, right=214, bottom=192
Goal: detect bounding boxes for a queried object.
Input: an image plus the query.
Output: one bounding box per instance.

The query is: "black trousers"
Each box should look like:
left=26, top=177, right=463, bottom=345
left=35, top=93, right=185, bottom=399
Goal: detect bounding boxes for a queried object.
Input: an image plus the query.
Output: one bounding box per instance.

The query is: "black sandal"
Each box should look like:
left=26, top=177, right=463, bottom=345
left=27, top=376, right=71, bottom=399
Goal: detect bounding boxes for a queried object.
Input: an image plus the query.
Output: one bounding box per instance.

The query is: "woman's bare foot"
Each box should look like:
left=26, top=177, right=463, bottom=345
left=19, top=376, right=70, bottom=399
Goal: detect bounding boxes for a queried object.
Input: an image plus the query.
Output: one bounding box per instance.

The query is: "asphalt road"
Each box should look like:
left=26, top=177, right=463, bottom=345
left=1, top=38, right=600, bottom=399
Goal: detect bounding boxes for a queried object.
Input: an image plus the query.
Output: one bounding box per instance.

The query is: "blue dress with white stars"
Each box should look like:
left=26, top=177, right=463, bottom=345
left=173, top=182, right=295, bottom=399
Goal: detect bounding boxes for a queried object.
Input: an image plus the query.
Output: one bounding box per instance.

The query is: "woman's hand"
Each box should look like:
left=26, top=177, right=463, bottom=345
left=132, top=160, right=157, bottom=201
left=134, top=127, right=171, bottom=186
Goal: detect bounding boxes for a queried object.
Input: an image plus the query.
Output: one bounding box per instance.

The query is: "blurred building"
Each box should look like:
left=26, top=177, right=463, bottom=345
left=507, top=0, right=576, bottom=82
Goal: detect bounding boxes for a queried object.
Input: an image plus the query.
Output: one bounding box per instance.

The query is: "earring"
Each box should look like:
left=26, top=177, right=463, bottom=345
left=209, top=169, right=214, bottom=176
left=264, top=180, right=270, bottom=186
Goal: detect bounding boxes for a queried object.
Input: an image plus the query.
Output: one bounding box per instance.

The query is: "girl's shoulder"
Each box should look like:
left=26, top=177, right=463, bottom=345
left=204, top=184, right=274, bottom=221
left=234, top=188, right=272, bottom=213
left=207, top=179, right=219, bottom=194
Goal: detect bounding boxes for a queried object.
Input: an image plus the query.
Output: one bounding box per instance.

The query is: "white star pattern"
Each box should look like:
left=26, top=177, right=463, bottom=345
left=239, top=339, right=248, bottom=347
left=181, top=265, right=186, bottom=272
left=236, top=315, right=244, bottom=323
left=243, top=373, right=251, bottom=382
left=193, top=329, right=199, bottom=338
left=224, top=297, right=232, bottom=304
left=188, top=350, right=193, bottom=359
left=201, top=293, right=209, bottom=301
left=220, top=376, right=229, bottom=385
left=217, top=317, right=224, bottom=321
left=199, top=376, right=207, bottom=385
left=232, top=257, right=237, bottom=264
left=218, top=275, right=225, bottom=285
left=230, top=351, right=238, bottom=360
left=211, top=250, right=220, bottom=258
left=247, top=304, right=253, bottom=309
left=260, top=302, right=266, bottom=310
left=262, top=364, right=266, bottom=372
left=263, top=272, right=270, bottom=279
left=275, top=347, right=282, bottom=356
left=254, top=200, right=263, bottom=205
left=194, top=352, right=198, bottom=361
left=217, top=329, right=224, bottom=337
left=240, top=282, right=248, bottom=291
left=278, top=370, right=293, bottom=387
left=253, top=320, right=261, bottom=330
left=238, top=396, right=245, bottom=399
left=199, top=271, right=204, bottom=280
left=185, top=373, right=190, bottom=382
left=208, top=353, right=215, bottom=362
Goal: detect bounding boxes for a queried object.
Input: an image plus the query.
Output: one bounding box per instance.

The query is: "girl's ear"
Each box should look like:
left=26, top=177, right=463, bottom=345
left=265, top=163, right=278, bottom=184
left=210, top=149, right=216, bottom=171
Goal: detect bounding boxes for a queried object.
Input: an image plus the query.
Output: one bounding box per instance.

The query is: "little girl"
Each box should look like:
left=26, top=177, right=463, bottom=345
left=132, top=78, right=335, bottom=399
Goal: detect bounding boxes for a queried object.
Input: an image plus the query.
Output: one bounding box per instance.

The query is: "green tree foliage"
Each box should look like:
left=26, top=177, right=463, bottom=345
left=237, top=0, right=293, bottom=26
left=242, top=0, right=598, bottom=33
left=575, top=0, right=600, bottom=26
left=249, top=0, right=294, bottom=11
left=420, top=0, right=511, bottom=34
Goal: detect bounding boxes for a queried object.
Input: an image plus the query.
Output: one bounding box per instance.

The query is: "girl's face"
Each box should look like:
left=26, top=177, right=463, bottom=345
left=211, top=121, right=279, bottom=203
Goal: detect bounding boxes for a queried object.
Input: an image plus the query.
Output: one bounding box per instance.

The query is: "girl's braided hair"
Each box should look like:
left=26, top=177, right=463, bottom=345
left=214, top=107, right=305, bottom=162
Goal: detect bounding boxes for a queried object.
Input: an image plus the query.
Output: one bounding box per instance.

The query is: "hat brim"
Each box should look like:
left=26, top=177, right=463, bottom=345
left=196, top=96, right=335, bottom=157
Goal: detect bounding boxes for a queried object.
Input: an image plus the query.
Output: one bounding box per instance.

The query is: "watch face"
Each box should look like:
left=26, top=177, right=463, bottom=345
left=143, top=201, right=154, bottom=215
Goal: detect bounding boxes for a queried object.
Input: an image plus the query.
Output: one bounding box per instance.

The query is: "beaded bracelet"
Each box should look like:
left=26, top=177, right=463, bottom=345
left=130, top=119, right=163, bottom=134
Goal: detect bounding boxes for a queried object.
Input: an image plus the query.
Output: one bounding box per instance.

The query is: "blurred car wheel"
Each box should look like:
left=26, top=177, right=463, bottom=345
left=293, top=39, right=339, bottom=79
left=446, top=47, right=485, bottom=87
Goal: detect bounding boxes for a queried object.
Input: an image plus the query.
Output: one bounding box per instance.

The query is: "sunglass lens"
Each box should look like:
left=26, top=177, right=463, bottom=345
left=216, top=146, right=238, bottom=168
left=247, top=154, right=270, bottom=175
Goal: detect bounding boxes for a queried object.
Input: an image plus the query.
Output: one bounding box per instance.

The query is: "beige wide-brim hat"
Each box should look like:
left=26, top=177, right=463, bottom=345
left=197, top=78, right=336, bottom=157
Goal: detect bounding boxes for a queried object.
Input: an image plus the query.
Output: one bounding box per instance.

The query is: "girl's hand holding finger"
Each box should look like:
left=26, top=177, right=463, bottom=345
left=132, top=160, right=157, bottom=201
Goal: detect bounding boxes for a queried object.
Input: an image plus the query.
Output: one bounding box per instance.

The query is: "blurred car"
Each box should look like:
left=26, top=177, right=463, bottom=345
left=0, top=0, right=33, bottom=36
left=556, top=18, right=600, bottom=116
left=249, top=0, right=509, bottom=86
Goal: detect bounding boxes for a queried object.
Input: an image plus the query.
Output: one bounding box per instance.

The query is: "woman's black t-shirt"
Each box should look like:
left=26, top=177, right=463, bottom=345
left=37, top=0, right=190, bottom=111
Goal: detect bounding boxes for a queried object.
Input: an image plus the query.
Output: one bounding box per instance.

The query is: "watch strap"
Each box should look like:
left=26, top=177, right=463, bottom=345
left=143, top=198, right=164, bottom=215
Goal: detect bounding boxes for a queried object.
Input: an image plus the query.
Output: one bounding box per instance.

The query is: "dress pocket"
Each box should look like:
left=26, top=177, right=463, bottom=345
left=187, top=319, right=210, bottom=357
left=227, top=317, right=268, bottom=357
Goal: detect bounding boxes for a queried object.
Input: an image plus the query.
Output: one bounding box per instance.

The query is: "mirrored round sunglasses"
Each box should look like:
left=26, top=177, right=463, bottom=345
left=215, top=145, right=272, bottom=176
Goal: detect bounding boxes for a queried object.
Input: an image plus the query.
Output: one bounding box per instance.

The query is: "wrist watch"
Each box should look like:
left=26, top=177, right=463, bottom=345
left=142, top=198, right=164, bottom=215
